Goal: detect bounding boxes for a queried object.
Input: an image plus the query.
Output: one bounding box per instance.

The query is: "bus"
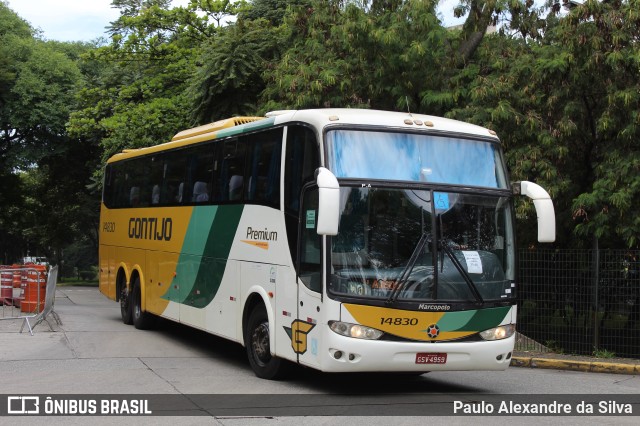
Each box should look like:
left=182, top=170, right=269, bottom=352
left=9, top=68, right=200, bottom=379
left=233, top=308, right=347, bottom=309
left=99, top=109, right=555, bottom=379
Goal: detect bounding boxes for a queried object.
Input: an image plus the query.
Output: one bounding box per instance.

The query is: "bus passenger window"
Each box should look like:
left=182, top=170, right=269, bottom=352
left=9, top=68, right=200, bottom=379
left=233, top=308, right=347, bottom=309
left=245, top=130, right=282, bottom=207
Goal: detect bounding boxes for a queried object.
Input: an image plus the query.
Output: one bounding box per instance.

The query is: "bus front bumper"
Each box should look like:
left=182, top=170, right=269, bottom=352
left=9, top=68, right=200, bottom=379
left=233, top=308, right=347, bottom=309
left=316, top=329, right=515, bottom=373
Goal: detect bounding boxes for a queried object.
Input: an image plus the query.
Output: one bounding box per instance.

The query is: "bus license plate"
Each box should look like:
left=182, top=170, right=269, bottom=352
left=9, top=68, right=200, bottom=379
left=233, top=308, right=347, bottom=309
left=415, top=353, right=447, bottom=364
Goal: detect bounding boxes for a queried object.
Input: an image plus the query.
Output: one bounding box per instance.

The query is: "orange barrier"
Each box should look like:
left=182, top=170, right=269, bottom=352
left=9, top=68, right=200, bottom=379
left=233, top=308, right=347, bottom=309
left=12, top=266, right=23, bottom=307
left=0, top=267, right=12, bottom=305
left=20, top=265, right=47, bottom=314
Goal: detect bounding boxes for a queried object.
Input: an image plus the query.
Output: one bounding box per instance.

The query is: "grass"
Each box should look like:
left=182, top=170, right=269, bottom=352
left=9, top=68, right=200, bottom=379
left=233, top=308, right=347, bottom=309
left=592, top=348, right=616, bottom=359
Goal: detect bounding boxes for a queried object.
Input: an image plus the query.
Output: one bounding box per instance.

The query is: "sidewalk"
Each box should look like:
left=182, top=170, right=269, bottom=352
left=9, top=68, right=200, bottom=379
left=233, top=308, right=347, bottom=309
left=511, top=351, right=640, bottom=375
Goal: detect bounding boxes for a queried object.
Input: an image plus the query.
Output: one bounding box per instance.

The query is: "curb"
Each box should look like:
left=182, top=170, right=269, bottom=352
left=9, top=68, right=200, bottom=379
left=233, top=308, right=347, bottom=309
left=511, top=356, right=640, bottom=375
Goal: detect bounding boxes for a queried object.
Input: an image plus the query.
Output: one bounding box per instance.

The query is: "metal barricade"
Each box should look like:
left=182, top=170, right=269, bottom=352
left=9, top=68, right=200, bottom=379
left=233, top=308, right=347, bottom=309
left=22, top=266, right=61, bottom=333
left=0, top=265, right=49, bottom=335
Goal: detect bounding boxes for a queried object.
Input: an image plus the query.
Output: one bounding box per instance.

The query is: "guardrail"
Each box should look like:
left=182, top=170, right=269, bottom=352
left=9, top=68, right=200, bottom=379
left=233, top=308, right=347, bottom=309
left=0, top=265, right=60, bottom=335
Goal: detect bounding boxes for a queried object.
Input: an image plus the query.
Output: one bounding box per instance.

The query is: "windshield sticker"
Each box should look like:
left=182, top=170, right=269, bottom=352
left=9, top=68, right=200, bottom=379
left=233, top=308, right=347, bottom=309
left=462, top=251, right=483, bottom=274
left=371, top=279, right=398, bottom=290
left=434, top=192, right=449, bottom=210
left=306, top=210, right=316, bottom=229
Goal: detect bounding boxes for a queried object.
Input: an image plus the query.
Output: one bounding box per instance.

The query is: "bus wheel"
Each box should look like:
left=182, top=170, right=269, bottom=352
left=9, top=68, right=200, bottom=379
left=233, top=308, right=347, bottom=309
left=245, top=306, right=287, bottom=380
left=120, top=282, right=133, bottom=325
left=132, top=277, right=155, bottom=330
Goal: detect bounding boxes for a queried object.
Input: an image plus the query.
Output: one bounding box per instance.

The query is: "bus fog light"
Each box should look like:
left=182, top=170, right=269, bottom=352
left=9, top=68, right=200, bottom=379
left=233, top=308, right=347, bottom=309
left=479, top=324, right=515, bottom=341
left=329, top=321, right=383, bottom=340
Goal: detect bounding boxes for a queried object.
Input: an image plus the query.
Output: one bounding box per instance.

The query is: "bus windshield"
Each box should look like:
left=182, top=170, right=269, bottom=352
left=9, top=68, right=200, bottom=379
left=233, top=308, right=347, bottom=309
left=328, top=187, right=515, bottom=302
left=326, top=129, right=508, bottom=189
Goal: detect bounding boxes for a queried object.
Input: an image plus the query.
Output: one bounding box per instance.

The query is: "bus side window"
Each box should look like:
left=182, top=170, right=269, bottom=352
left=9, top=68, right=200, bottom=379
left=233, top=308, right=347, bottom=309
left=220, top=138, right=245, bottom=202
left=185, top=144, right=215, bottom=204
left=245, top=128, right=282, bottom=208
left=165, top=151, right=187, bottom=205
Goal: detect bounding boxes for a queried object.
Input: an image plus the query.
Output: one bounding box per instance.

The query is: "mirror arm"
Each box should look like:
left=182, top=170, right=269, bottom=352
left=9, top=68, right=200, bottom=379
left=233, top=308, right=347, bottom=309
left=512, top=181, right=556, bottom=243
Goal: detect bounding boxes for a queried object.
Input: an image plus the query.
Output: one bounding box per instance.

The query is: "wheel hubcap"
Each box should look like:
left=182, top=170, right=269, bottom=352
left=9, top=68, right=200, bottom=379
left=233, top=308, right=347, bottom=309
left=251, top=322, right=271, bottom=366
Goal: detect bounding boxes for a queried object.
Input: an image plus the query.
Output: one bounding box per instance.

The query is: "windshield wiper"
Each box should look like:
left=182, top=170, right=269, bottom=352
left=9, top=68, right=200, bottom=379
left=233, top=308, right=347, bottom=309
left=386, top=232, right=431, bottom=304
left=439, top=241, right=484, bottom=303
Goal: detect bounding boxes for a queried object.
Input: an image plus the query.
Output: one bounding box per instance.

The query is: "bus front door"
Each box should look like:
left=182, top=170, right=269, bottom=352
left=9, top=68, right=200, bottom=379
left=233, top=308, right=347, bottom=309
left=295, top=187, right=323, bottom=369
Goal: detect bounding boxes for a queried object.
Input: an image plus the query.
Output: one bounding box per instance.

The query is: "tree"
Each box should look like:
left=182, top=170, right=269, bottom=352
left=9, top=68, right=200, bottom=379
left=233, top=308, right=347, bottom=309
left=565, top=0, right=640, bottom=247
left=0, top=3, right=90, bottom=264
left=261, top=0, right=447, bottom=112
left=70, top=0, right=201, bottom=163
left=431, top=0, right=640, bottom=248
left=188, top=17, right=282, bottom=122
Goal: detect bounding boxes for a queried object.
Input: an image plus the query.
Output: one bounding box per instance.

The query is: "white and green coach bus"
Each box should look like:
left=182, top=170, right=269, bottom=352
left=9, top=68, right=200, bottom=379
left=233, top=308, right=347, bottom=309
left=99, top=109, right=555, bottom=379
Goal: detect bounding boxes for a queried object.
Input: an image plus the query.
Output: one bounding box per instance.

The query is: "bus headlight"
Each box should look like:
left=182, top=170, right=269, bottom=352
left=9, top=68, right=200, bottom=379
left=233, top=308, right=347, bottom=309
left=329, top=321, right=384, bottom=340
left=479, top=324, right=516, bottom=341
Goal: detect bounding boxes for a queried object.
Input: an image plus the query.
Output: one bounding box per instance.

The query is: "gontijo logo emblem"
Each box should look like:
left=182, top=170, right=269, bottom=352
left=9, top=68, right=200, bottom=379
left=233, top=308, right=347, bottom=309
left=241, top=226, right=277, bottom=250
left=284, top=320, right=315, bottom=354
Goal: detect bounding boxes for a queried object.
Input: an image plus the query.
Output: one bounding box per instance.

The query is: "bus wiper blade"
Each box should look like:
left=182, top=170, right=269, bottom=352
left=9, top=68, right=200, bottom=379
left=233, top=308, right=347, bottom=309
left=439, top=242, right=484, bottom=303
left=386, top=232, right=430, bottom=304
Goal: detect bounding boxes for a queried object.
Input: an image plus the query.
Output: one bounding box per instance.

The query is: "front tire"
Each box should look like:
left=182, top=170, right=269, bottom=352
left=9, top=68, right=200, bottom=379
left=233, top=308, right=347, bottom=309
left=245, top=306, right=288, bottom=380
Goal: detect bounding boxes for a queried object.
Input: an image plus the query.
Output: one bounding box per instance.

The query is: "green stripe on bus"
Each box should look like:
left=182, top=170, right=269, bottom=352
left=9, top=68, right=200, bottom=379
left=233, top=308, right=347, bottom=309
left=438, top=306, right=510, bottom=331
left=162, top=205, right=244, bottom=307
left=215, top=117, right=275, bottom=139
left=435, top=310, right=476, bottom=331
left=183, top=204, right=244, bottom=307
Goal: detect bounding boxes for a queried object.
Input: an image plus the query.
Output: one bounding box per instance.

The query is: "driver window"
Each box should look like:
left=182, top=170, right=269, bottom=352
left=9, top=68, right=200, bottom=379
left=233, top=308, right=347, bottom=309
left=299, top=188, right=322, bottom=292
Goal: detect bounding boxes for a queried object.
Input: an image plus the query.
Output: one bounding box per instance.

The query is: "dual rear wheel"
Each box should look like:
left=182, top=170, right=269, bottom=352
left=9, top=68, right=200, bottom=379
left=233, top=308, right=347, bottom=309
left=119, top=276, right=154, bottom=329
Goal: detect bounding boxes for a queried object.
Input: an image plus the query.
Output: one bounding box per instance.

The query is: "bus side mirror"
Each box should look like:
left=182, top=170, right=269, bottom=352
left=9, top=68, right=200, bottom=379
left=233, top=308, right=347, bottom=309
left=513, top=181, right=556, bottom=243
left=316, top=167, right=340, bottom=235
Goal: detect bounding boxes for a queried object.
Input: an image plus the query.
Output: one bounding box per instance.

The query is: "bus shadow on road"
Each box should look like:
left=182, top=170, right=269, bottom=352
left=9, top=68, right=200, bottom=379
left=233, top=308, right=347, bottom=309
left=149, top=317, right=483, bottom=394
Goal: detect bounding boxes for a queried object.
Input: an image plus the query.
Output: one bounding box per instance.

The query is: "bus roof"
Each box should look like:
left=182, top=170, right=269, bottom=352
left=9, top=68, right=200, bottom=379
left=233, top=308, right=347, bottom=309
left=270, top=109, right=498, bottom=138
left=106, top=109, right=498, bottom=164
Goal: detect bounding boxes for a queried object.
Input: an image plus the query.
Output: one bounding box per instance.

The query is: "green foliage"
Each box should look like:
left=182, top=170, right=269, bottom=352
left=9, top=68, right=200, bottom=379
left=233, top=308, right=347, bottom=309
left=0, top=2, right=92, bottom=265
left=238, top=0, right=310, bottom=25
left=433, top=0, right=640, bottom=248
left=69, top=0, right=201, bottom=161
left=261, top=0, right=447, bottom=112
left=188, top=18, right=281, bottom=122
left=592, top=348, right=616, bottom=359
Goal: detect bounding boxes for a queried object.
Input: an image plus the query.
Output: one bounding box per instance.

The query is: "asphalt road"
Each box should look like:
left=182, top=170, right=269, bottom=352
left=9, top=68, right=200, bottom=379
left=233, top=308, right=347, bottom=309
left=1, top=286, right=639, bottom=425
